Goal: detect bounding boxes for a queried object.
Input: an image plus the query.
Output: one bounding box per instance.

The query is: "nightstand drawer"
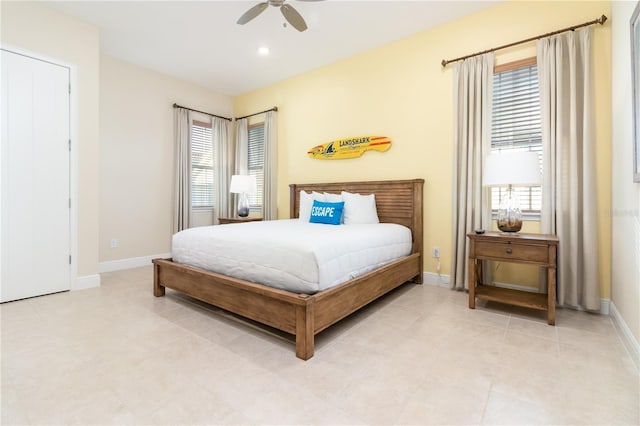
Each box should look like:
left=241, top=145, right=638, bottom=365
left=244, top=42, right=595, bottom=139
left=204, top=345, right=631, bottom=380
left=475, top=241, right=548, bottom=263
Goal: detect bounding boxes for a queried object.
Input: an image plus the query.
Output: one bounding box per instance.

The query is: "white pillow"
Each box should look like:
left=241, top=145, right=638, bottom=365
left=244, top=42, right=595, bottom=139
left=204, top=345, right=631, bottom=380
left=299, top=191, right=326, bottom=221
left=323, top=192, right=343, bottom=203
left=341, top=191, right=380, bottom=224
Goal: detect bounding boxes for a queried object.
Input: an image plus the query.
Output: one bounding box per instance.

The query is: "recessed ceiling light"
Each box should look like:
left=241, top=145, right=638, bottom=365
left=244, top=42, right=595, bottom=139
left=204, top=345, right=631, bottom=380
left=258, top=47, right=270, bottom=56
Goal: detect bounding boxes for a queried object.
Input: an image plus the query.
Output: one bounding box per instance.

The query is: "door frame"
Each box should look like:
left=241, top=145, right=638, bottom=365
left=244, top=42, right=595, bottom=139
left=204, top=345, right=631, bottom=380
left=1, top=44, right=79, bottom=292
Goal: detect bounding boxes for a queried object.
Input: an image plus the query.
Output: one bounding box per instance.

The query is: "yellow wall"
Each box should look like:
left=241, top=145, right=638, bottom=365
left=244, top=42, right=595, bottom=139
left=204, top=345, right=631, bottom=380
left=234, top=1, right=612, bottom=298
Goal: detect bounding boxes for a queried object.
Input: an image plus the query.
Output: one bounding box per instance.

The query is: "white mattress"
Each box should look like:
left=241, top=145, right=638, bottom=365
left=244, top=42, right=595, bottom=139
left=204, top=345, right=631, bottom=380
left=172, top=219, right=412, bottom=294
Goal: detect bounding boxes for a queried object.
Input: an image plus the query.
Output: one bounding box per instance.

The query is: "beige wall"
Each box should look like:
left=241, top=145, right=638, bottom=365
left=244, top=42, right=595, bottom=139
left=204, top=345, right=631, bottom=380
left=100, top=56, right=233, bottom=262
left=1, top=1, right=100, bottom=279
left=611, top=1, right=640, bottom=345
left=234, top=1, right=613, bottom=299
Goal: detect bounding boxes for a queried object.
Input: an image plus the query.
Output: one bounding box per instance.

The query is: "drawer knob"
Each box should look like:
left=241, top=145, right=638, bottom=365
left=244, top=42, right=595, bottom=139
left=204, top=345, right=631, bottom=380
left=506, top=248, right=513, bottom=254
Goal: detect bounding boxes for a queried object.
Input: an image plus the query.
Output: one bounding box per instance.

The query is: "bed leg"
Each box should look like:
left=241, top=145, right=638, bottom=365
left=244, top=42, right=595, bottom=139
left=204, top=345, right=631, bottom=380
left=153, top=261, right=165, bottom=297
left=295, top=300, right=314, bottom=360
left=414, top=254, right=424, bottom=284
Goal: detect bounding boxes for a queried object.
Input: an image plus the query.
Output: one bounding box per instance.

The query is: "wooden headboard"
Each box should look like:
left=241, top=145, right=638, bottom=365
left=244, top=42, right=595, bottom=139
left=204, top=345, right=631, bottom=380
left=289, top=179, right=424, bottom=257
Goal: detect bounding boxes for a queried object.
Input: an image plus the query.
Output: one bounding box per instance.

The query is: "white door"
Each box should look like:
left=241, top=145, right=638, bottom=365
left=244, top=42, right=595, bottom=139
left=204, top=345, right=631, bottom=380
left=1, top=49, right=71, bottom=302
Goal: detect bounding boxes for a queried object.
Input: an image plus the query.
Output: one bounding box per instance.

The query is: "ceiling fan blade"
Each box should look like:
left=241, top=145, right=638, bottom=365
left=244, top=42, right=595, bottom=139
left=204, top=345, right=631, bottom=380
left=281, top=3, right=307, bottom=32
left=237, top=2, right=269, bottom=25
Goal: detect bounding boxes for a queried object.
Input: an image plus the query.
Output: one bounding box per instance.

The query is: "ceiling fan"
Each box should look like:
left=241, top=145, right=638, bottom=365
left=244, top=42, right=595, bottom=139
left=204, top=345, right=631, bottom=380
left=237, top=0, right=325, bottom=32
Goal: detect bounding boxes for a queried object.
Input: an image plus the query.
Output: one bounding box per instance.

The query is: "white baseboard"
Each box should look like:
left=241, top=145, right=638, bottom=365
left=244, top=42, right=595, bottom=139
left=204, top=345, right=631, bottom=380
left=72, top=274, right=100, bottom=290
left=99, top=253, right=171, bottom=273
left=610, top=301, right=640, bottom=371
left=423, top=272, right=450, bottom=287
left=491, top=280, right=539, bottom=292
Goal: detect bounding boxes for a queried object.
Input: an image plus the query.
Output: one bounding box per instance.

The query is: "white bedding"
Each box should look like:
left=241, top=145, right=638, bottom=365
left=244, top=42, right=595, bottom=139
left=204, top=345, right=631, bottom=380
left=172, top=219, right=412, bottom=293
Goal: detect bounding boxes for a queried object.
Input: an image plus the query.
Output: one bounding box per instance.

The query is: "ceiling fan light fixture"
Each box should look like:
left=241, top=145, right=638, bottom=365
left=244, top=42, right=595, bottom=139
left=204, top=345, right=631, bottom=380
left=237, top=0, right=323, bottom=32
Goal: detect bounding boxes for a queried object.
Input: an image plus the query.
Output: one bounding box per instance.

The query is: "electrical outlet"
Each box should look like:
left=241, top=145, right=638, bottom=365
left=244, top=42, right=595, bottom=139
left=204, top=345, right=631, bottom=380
left=110, top=238, right=118, bottom=249
left=432, top=246, right=440, bottom=258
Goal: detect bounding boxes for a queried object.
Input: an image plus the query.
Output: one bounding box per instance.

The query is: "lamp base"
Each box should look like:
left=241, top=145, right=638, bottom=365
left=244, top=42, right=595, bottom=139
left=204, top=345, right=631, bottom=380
left=497, top=185, right=522, bottom=233
left=237, top=193, right=249, bottom=218
left=497, top=218, right=523, bottom=233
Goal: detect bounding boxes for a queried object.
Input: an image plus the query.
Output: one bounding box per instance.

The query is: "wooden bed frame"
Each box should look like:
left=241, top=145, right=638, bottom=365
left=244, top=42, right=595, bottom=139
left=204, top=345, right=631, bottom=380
left=153, top=178, right=424, bottom=360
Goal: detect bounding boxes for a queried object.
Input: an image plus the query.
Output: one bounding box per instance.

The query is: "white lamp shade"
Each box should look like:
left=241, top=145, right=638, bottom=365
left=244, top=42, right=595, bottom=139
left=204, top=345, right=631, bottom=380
left=229, top=175, right=257, bottom=194
left=483, top=151, right=542, bottom=187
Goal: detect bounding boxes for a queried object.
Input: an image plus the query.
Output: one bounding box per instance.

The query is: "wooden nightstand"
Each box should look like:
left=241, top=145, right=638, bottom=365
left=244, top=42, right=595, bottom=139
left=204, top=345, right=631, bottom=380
left=467, top=231, right=559, bottom=325
left=218, top=217, right=262, bottom=224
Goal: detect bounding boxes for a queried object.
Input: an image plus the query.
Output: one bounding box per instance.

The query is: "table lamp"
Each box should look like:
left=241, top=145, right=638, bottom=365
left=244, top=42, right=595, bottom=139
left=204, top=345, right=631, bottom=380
left=483, top=151, right=542, bottom=232
left=229, top=175, right=257, bottom=217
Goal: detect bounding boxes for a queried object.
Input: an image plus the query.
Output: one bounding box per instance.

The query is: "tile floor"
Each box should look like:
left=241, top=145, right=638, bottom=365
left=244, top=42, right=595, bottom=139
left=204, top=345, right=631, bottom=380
left=1, top=266, right=638, bottom=425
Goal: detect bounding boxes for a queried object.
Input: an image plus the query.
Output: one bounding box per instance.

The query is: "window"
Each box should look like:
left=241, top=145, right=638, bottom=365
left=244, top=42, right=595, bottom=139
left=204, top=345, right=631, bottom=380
left=247, top=123, right=265, bottom=211
left=191, top=120, right=213, bottom=208
left=491, top=58, right=542, bottom=215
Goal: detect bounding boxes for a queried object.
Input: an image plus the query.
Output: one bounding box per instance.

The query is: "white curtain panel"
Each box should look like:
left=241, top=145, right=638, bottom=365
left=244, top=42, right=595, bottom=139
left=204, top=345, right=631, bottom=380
left=213, top=117, right=233, bottom=224
left=234, top=118, right=248, bottom=218
left=263, top=110, right=278, bottom=220
left=537, top=28, right=600, bottom=311
left=173, top=108, right=191, bottom=233
left=235, top=118, right=249, bottom=175
left=450, top=53, right=494, bottom=291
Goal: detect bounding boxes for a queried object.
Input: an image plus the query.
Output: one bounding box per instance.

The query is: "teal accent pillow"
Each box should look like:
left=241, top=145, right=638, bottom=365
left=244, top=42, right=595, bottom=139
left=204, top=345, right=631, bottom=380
left=309, top=200, right=344, bottom=225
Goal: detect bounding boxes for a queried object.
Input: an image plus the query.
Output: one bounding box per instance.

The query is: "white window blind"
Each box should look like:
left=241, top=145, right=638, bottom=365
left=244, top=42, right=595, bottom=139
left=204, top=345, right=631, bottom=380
left=491, top=61, right=542, bottom=214
left=248, top=124, right=265, bottom=211
left=191, top=121, right=214, bottom=208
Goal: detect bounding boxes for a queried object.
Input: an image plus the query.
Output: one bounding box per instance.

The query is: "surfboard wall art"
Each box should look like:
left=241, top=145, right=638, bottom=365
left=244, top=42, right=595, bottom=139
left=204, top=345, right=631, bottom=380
left=307, top=136, right=391, bottom=160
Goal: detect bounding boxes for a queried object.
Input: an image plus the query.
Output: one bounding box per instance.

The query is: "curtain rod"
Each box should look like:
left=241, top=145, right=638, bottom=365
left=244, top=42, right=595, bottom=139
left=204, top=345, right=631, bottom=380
left=235, top=106, right=278, bottom=121
left=441, top=14, right=607, bottom=67
left=172, top=103, right=232, bottom=122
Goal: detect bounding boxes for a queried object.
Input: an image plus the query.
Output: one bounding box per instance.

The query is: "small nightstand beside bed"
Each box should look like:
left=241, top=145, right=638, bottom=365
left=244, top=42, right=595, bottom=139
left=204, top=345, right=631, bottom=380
left=153, top=179, right=424, bottom=359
